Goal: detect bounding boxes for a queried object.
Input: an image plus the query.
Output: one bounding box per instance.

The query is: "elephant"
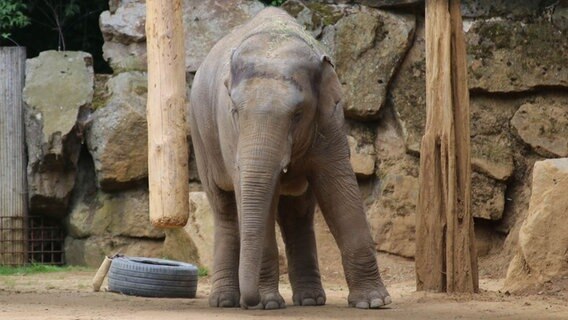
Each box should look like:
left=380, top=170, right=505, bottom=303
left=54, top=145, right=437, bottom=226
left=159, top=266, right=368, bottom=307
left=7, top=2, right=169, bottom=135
left=188, top=7, right=390, bottom=310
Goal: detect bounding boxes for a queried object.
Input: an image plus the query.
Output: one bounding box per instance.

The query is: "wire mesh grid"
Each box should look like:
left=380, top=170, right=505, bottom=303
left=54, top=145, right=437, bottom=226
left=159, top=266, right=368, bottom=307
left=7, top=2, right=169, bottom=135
left=0, top=215, right=65, bottom=266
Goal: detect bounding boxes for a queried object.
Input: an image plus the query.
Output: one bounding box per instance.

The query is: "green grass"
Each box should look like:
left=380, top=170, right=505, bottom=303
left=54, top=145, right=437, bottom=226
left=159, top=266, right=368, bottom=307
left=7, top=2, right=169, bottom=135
left=0, top=264, right=86, bottom=276
left=198, top=267, right=209, bottom=277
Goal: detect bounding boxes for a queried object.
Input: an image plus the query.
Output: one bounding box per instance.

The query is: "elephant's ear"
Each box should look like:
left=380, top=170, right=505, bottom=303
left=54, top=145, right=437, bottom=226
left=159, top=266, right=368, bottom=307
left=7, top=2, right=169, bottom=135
left=317, top=55, right=343, bottom=126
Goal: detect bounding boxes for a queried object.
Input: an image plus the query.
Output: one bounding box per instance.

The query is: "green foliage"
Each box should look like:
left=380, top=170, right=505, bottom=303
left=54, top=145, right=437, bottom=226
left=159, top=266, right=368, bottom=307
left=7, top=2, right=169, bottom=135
left=260, top=0, right=286, bottom=6
left=10, top=0, right=111, bottom=72
left=0, top=0, right=30, bottom=44
left=198, top=266, right=209, bottom=277
left=0, top=264, right=85, bottom=276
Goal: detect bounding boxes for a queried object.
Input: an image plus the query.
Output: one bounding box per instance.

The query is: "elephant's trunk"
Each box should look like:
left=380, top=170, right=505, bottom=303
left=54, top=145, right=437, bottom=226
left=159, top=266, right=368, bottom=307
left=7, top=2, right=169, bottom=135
left=237, top=115, right=288, bottom=307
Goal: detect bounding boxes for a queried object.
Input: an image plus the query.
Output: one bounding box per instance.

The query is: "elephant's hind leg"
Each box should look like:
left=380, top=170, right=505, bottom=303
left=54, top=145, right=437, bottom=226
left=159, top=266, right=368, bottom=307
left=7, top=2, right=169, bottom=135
left=277, top=189, right=326, bottom=306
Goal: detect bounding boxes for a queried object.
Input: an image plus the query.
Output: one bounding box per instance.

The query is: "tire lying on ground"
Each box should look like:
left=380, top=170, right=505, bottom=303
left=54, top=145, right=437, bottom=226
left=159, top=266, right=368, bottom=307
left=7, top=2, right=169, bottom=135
left=108, top=256, right=198, bottom=298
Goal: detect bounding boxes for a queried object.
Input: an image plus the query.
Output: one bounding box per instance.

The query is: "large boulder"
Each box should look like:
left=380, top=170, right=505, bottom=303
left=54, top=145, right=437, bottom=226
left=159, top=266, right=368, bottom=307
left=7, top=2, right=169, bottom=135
left=99, top=1, right=147, bottom=73
left=86, top=72, right=148, bottom=191
left=100, top=0, right=264, bottom=73
left=332, top=9, right=415, bottom=120
left=67, top=191, right=112, bottom=238
left=67, top=188, right=164, bottom=239
left=183, top=0, right=264, bottom=72
left=505, top=158, right=568, bottom=293
left=348, top=135, right=375, bottom=178
left=389, top=17, right=425, bottom=155
left=469, top=95, right=517, bottom=181
left=283, top=2, right=416, bottom=120
left=461, top=0, right=553, bottom=18
left=99, top=2, right=146, bottom=44
left=163, top=192, right=214, bottom=268
left=370, top=109, right=419, bottom=258
left=368, top=164, right=419, bottom=258
left=23, top=51, right=94, bottom=217
left=511, top=95, right=568, bottom=158
left=108, top=189, right=164, bottom=238
left=472, top=172, right=506, bottom=220
left=466, top=18, right=568, bottom=92
left=346, top=121, right=377, bottom=178
left=281, top=0, right=346, bottom=38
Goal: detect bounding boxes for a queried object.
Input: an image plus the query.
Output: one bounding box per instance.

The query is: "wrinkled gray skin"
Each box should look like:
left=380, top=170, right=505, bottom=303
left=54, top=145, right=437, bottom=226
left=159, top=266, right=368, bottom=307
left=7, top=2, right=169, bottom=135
left=189, top=8, right=390, bottom=310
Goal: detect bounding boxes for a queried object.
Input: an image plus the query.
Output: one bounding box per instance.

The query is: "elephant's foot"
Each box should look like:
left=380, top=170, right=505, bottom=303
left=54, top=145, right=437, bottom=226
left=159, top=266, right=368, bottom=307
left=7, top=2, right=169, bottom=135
left=292, top=286, right=326, bottom=306
left=241, top=291, right=286, bottom=310
left=348, top=284, right=391, bottom=309
left=209, top=289, right=241, bottom=308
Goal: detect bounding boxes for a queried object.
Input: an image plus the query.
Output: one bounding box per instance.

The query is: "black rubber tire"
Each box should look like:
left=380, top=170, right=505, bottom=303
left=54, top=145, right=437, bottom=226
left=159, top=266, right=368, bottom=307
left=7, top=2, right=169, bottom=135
left=108, top=256, right=198, bottom=298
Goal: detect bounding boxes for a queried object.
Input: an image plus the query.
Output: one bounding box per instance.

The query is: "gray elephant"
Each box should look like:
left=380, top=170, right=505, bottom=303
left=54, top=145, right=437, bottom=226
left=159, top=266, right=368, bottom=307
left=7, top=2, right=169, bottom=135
left=189, top=7, right=390, bottom=310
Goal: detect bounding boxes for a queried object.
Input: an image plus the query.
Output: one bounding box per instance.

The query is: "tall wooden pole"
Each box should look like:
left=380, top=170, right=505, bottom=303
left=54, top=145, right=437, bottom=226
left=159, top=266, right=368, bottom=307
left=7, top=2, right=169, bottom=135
left=415, top=0, right=478, bottom=293
left=146, top=0, right=189, bottom=227
left=0, top=47, right=28, bottom=265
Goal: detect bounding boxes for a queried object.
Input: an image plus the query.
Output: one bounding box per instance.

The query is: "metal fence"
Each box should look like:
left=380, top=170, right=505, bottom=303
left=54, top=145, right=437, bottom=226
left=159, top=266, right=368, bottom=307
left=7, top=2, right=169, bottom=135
left=0, top=216, right=65, bottom=266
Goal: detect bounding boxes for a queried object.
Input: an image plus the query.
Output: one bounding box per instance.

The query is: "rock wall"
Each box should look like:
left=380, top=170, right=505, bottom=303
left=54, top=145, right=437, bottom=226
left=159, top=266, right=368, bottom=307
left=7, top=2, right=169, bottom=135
left=22, top=0, right=568, bottom=276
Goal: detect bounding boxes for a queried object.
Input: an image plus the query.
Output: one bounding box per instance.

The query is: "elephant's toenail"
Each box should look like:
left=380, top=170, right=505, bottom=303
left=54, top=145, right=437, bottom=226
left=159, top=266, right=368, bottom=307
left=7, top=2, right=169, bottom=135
left=384, top=296, right=392, bottom=305
left=302, top=298, right=316, bottom=306
left=265, top=301, right=280, bottom=310
left=355, top=301, right=370, bottom=309
left=316, top=297, right=325, bottom=305
left=370, top=298, right=384, bottom=308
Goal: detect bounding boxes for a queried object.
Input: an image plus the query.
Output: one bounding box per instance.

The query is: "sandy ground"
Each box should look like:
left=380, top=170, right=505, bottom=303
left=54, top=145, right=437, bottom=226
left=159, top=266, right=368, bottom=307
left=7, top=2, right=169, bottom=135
left=1, top=254, right=567, bottom=320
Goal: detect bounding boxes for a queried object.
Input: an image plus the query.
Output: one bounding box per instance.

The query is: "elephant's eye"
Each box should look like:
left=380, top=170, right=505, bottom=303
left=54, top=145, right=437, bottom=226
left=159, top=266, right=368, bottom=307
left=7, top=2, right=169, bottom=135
left=292, top=110, right=303, bottom=123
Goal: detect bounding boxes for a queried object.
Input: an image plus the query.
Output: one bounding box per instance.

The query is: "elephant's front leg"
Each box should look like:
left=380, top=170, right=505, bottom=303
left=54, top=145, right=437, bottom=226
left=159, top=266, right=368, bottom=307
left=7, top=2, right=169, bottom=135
left=242, top=193, right=285, bottom=310
left=309, top=155, right=391, bottom=309
left=207, top=187, right=241, bottom=308
left=277, top=190, right=326, bottom=306
left=258, top=211, right=286, bottom=309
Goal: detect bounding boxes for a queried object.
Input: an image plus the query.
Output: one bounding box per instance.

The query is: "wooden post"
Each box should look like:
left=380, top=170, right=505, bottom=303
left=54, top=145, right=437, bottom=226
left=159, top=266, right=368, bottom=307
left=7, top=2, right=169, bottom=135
left=415, top=0, right=479, bottom=293
left=146, top=0, right=189, bottom=228
left=0, top=47, right=28, bottom=265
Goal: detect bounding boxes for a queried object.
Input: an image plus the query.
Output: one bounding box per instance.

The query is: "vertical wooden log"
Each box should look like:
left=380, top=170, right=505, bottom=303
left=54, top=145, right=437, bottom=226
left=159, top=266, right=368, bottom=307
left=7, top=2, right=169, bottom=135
left=415, top=0, right=478, bottom=293
left=146, top=0, right=189, bottom=227
left=447, top=0, right=478, bottom=293
left=0, top=47, right=28, bottom=265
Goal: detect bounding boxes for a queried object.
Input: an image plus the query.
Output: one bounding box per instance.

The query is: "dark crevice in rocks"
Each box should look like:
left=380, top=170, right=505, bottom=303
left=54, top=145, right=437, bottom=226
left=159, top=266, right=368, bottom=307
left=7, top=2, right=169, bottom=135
left=469, top=85, right=568, bottom=97
left=99, top=178, right=149, bottom=193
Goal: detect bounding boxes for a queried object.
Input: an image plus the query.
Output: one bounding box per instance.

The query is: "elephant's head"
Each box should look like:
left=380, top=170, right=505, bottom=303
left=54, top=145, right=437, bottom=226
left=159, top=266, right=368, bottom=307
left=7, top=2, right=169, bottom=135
left=226, top=32, right=341, bottom=307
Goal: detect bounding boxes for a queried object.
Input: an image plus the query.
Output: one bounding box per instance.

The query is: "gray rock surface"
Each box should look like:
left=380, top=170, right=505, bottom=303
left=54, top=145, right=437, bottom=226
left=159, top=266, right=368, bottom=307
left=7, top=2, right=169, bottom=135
left=466, top=18, right=568, bottom=92
left=100, top=2, right=146, bottom=43
left=368, top=159, right=419, bottom=258
left=472, top=172, right=506, bottom=220
left=24, top=51, right=94, bottom=138
left=87, top=72, right=149, bottom=191
left=67, top=188, right=164, bottom=239
left=183, top=0, right=265, bottom=72
left=23, top=51, right=94, bottom=217
left=333, top=9, right=415, bottom=120
left=162, top=192, right=214, bottom=268
left=100, top=0, right=264, bottom=72
left=102, top=40, right=147, bottom=73
left=108, top=189, right=164, bottom=239
left=461, top=0, right=552, bottom=18
left=511, top=95, right=568, bottom=158
left=370, top=110, right=419, bottom=258
left=67, top=191, right=112, bottom=238
left=389, top=17, right=425, bottom=154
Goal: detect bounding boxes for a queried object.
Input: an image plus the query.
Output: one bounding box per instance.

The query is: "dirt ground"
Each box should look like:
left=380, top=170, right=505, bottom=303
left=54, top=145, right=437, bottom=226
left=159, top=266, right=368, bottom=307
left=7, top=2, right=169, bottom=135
left=1, top=253, right=567, bottom=320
